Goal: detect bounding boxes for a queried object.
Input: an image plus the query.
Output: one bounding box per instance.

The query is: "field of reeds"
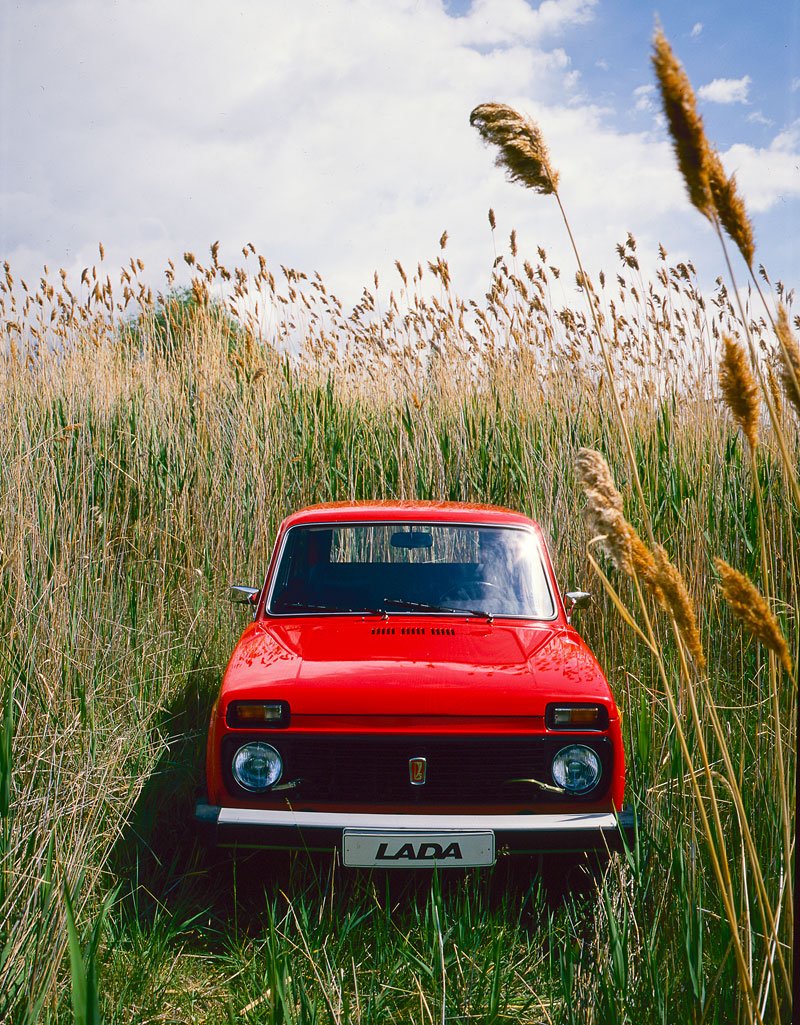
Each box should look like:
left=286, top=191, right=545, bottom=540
left=0, top=30, right=797, bottom=1025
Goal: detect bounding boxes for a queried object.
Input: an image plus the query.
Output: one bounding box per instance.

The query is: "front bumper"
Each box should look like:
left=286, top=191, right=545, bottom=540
left=195, top=803, right=635, bottom=857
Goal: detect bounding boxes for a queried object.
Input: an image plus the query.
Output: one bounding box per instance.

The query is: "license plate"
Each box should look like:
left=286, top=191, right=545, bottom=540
left=342, top=830, right=495, bottom=868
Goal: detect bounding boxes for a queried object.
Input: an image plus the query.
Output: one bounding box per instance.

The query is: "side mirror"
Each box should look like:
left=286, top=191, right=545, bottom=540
left=564, top=590, right=591, bottom=623
left=230, top=585, right=260, bottom=608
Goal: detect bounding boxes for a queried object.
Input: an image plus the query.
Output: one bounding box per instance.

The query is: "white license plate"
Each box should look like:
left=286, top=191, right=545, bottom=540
left=342, top=830, right=495, bottom=868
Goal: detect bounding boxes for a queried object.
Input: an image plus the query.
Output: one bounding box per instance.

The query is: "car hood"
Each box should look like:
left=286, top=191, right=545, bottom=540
left=220, top=617, right=614, bottom=718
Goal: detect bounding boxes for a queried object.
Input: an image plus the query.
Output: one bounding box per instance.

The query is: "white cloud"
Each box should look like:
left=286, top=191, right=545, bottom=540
left=791, top=78, right=800, bottom=93
left=690, top=22, right=703, bottom=38
left=721, top=126, right=800, bottom=212
left=746, top=111, right=774, bottom=128
left=0, top=1, right=596, bottom=290
left=698, top=76, right=751, bottom=105
left=0, top=0, right=792, bottom=307
left=633, top=84, right=655, bottom=114
left=770, top=121, right=800, bottom=152
left=452, top=0, right=597, bottom=47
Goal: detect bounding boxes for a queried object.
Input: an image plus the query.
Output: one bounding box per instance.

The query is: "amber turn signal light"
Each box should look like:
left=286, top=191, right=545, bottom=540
left=546, top=704, right=608, bottom=730
left=226, top=700, right=290, bottom=728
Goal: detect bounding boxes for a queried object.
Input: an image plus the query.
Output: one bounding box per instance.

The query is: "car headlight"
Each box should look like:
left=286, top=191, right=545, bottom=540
left=232, top=742, right=283, bottom=792
left=551, top=745, right=602, bottom=794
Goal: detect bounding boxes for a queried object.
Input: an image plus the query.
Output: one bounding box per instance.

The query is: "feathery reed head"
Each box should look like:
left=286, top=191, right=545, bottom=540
left=575, top=448, right=623, bottom=511
left=576, top=450, right=683, bottom=615
left=719, top=334, right=760, bottom=450
left=575, top=448, right=632, bottom=571
left=629, top=532, right=664, bottom=605
left=707, top=151, right=755, bottom=267
left=714, top=558, right=793, bottom=674
left=653, top=545, right=706, bottom=670
left=470, top=103, right=558, bottom=195
left=576, top=450, right=706, bottom=668
left=766, top=363, right=783, bottom=419
left=652, top=28, right=712, bottom=217
left=775, top=303, right=800, bottom=417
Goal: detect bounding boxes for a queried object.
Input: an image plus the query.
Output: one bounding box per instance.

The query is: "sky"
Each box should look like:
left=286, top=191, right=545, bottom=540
left=1, top=0, right=798, bottom=312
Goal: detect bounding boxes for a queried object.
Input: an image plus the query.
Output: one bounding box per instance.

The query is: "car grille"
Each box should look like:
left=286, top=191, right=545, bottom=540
left=223, top=734, right=612, bottom=804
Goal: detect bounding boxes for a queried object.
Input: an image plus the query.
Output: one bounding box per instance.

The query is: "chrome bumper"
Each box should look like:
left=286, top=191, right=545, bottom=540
left=195, top=803, right=635, bottom=854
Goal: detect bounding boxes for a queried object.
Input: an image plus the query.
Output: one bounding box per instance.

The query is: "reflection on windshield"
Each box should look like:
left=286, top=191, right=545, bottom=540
left=268, top=523, right=555, bottom=619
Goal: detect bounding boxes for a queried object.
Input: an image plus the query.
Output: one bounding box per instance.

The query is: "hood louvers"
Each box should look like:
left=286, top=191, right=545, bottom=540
left=370, top=626, right=457, bottom=637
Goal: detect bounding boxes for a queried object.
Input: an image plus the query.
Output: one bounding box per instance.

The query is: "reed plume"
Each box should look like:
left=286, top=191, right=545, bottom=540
left=719, top=334, right=759, bottom=450
left=575, top=448, right=623, bottom=510
left=576, top=448, right=631, bottom=571
left=766, top=363, right=783, bottom=419
left=653, top=30, right=757, bottom=273
left=652, top=28, right=712, bottom=218
left=707, top=150, right=755, bottom=267
left=576, top=450, right=703, bottom=665
left=469, top=103, right=558, bottom=195
left=652, top=545, right=706, bottom=670
left=575, top=449, right=662, bottom=600
left=629, top=532, right=663, bottom=605
left=714, top=559, right=793, bottom=675
left=775, top=303, right=800, bottom=417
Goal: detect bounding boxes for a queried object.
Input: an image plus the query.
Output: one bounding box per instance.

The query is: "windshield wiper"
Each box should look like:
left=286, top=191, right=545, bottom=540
left=277, top=598, right=494, bottom=622
left=277, top=601, right=386, bottom=616
left=382, top=598, right=493, bottom=621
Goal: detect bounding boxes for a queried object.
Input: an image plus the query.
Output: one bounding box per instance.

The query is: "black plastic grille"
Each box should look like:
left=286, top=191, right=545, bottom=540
left=223, top=734, right=612, bottom=804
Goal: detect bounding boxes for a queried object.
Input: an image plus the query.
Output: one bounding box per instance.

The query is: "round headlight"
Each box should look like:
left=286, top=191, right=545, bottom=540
left=232, top=742, right=283, bottom=792
left=551, top=745, right=602, bottom=794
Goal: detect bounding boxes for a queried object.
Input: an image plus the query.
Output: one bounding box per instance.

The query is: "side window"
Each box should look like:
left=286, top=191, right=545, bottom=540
left=271, top=528, right=333, bottom=606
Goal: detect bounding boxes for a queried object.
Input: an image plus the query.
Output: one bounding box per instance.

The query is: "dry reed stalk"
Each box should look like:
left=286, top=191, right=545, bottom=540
left=699, top=677, right=793, bottom=1003
left=719, top=334, right=760, bottom=450
left=714, top=225, right=800, bottom=515
left=721, top=310, right=797, bottom=946
left=715, top=547, right=796, bottom=952
left=656, top=18, right=800, bottom=517
left=714, top=559, right=793, bottom=676
left=608, top=563, right=762, bottom=1022
left=599, top=532, right=769, bottom=1017
left=470, top=103, right=656, bottom=541
left=574, top=454, right=756, bottom=988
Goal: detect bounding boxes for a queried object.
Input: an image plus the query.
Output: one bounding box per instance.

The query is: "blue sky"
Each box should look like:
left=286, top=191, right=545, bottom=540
left=1, top=0, right=798, bottom=311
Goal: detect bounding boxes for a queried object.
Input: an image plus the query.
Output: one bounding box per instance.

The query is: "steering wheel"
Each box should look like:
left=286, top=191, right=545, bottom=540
left=439, top=581, right=501, bottom=604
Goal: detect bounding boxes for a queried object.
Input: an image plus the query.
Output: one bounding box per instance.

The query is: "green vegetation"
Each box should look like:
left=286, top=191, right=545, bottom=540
left=0, top=29, right=796, bottom=1025
left=119, top=282, right=253, bottom=362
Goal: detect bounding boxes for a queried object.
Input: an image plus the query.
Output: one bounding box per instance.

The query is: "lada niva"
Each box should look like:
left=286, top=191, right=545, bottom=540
left=196, top=502, right=634, bottom=867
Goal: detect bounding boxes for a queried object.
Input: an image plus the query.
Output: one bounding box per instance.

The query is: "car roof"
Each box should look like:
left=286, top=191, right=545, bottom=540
left=279, top=501, right=538, bottom=530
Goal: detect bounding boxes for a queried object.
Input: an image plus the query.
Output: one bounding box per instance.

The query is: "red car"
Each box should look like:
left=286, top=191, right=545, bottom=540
left=196, top=502, right=634, bottom=867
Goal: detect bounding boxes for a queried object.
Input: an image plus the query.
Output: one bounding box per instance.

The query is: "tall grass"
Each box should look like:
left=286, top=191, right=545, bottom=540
left=0, top=33, right=796, bottom=1025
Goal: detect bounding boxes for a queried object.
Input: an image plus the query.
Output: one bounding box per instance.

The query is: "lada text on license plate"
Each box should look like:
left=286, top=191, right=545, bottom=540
left=342, top=830, right=495, bottom=868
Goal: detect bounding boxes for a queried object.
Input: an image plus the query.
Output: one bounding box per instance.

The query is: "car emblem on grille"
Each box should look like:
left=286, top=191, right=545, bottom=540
left=409, top=756, right=427, bottom=785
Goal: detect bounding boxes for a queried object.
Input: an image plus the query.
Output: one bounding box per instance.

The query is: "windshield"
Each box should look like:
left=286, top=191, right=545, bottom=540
left=268, top=522, right=555, bottom=619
